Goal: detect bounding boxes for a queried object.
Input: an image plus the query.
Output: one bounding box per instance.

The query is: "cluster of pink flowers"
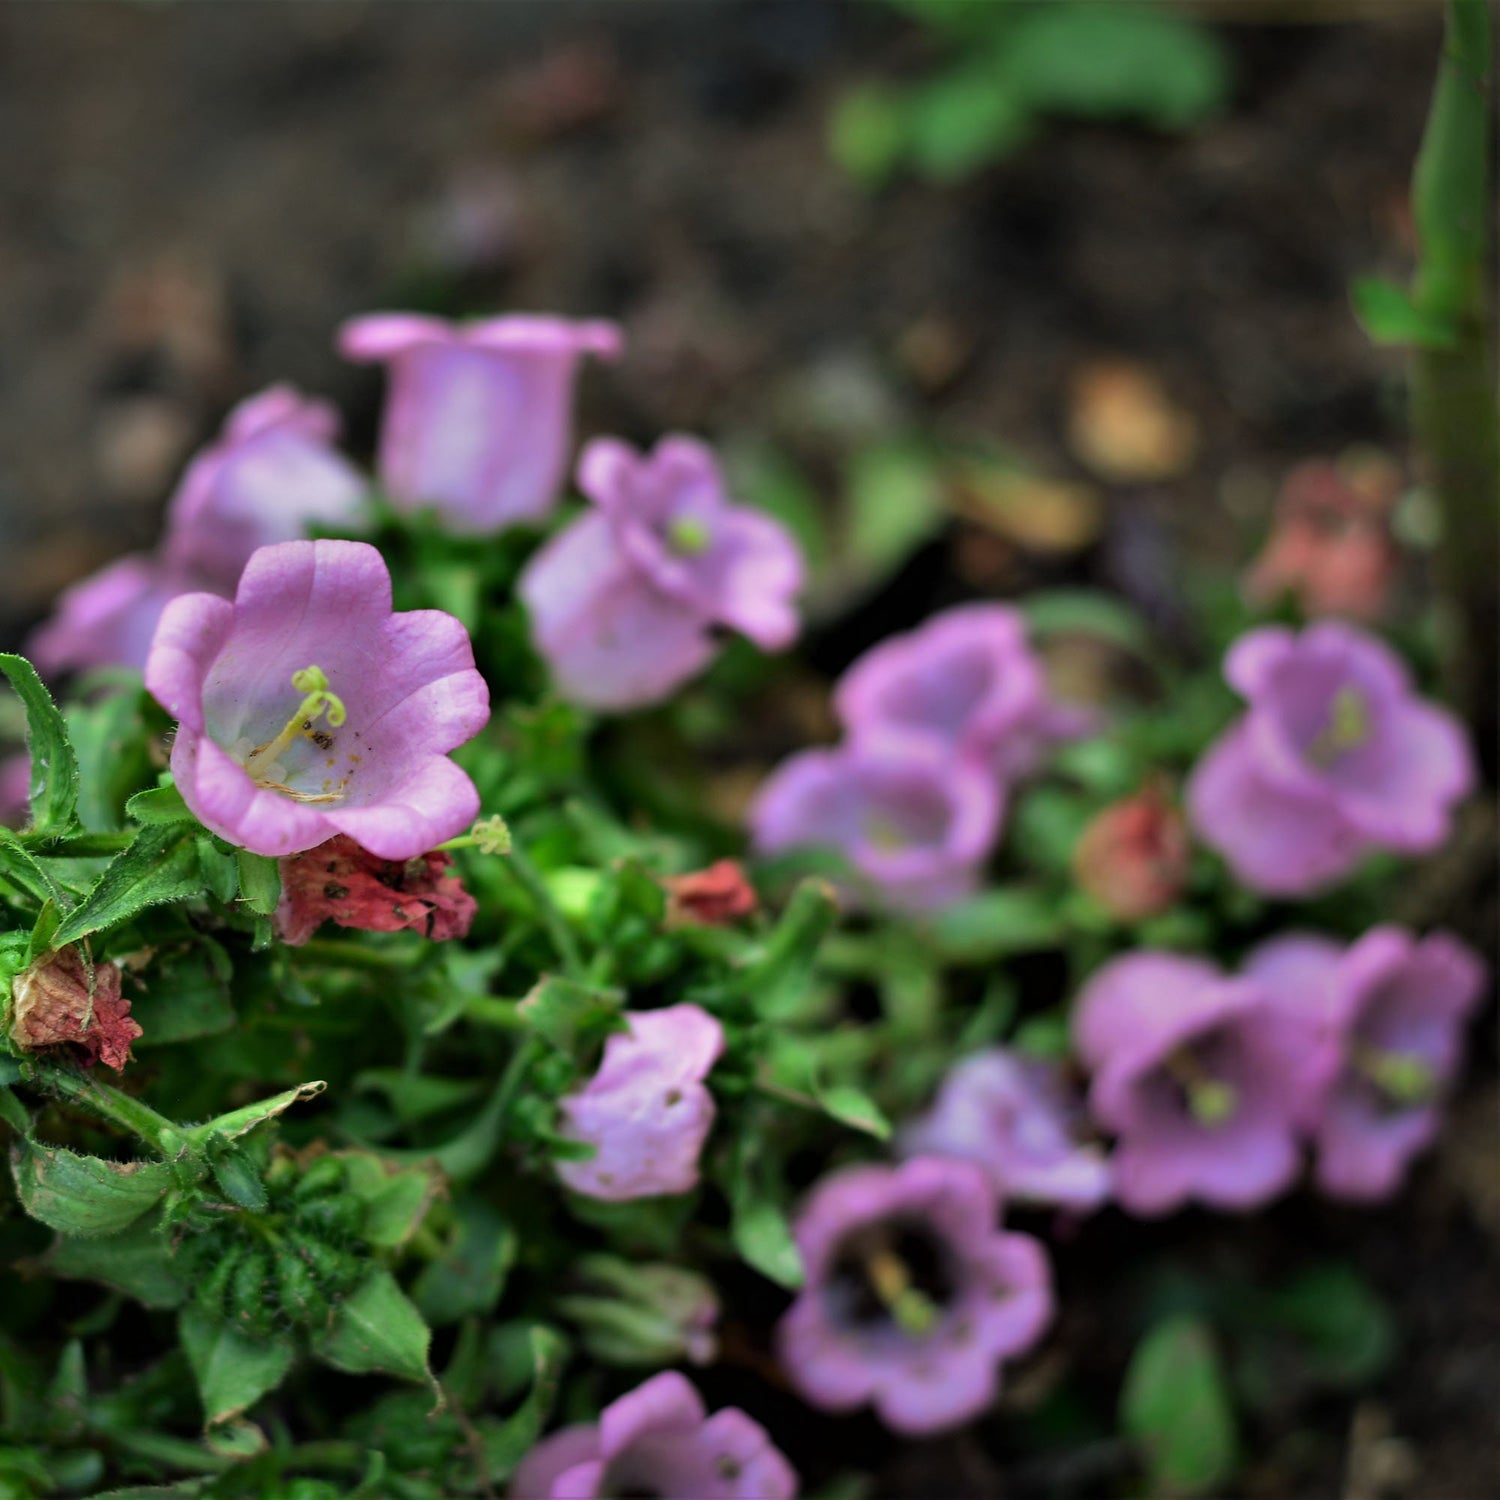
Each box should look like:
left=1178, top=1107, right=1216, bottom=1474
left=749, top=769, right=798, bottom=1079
left=1070, top=926, right=1484, bottom=1213
left=752, top=604, right=1082, bottom=911
left=1188, top=622, right=1474, bottom=897
left=519, top=435, right=804, bottom=711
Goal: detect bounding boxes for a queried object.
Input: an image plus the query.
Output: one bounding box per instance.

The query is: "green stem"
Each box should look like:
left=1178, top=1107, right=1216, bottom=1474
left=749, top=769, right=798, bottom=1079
left=1409, top=0, right=1498, bottom=776
left=293, top=937, right=424, bottom=971
left=26, top=1059, right=188, bottom=1159
left=463, top=994, right=527, bottom=1031
left=502, top=844, right=585, bottom=980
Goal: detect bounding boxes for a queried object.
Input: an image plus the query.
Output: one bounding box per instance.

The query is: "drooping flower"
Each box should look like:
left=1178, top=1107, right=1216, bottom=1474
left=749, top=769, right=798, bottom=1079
left=833, top=603, right=1084, bottom=781
left=10, top=948, right=141, bottom=1071
left=1072, top=786, right=1191, bottom=923
left=508, top=1371, right=798, bottom=1500
left=274, top=834, right=477, bottom=946
left=518, top=436, right=802, bottom=711
left=144, top=539, right=489, bottom=859
left=1244, top=454, right=1399, bottom=621
left=662, top=860, right=758, bottom=927
left=1187, top=623, right=1475, bottom=896
left=1073, top=952, right=1336, bottom=1215
left=27, top=553, right=196, bottom=679
left=749, top=737, right=1000, bottom=912
left=161, top=385, right=367, bottom=583
left=899, top=1050, right=1111, bottom=1213
left=777, top=1157, right=1053, bottom=1435
left=554, top=1004, right=724, bottom=1202
left=1247, top=927, right=1485, bottom=1201
left=339, top=312, right=622, bottom=533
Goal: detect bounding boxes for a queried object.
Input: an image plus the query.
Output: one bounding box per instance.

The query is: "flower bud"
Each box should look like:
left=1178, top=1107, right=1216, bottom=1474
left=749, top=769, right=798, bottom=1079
left=661, top=860, right=758, bottom=927
left=1073, top=789, right=1189, bottom=923
left=9, top=947, right=141, bottom=1071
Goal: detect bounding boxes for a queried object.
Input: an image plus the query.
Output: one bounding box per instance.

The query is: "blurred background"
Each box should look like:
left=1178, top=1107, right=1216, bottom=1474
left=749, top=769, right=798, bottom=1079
left=2, top=4, right=1494, bottom=1494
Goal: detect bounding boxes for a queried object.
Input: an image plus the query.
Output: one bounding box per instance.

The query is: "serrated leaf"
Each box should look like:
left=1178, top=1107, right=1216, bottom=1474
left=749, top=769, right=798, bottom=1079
left=1351, top=275, right=1460, bottom=350
left=46, top=1217, right=186, bottom=1309
left=481, top=1325, right=568, bottom=1483
left=0, top=653, right=80, bottom=835
left=1121, top=1314, right=1238, bottom=1495
left=11, top=1139, right=173, bottom=1236
left=311, top=1270, right=435, bottom=1392
left=51, top=826, right=204, bottom=948
left=180, top=1306, right=294, bottom=1428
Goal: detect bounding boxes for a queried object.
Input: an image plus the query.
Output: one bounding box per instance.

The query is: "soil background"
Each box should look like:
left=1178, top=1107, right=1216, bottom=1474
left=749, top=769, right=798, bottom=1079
left=0, top=3, right=1494, bottom=1497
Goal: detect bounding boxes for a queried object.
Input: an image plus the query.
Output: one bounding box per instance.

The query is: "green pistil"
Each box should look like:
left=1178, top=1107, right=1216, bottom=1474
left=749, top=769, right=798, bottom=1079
left=243, top=665, right=348, bottom=782
left=867, top=1249, right=940, bottom=1338
left=1353, top=1044, right=1434, bottom=1106
left=1307, top=685, right=1370, bottom=768
left=667, top=515, right=712, bottom=556
left=863, top=815, right=909, bottom=852
left=1166, top=1049, right=1239, bottom=1127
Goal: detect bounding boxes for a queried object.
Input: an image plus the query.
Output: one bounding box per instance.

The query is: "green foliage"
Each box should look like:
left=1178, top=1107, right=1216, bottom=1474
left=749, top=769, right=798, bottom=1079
left=1121, top=1315, right=1239, bottom=1495
left=831, top=0, right=1232, bottom=185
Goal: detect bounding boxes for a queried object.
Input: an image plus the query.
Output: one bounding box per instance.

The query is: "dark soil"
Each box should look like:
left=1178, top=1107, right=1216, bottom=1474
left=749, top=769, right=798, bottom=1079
left=0, top=3, right=1493, bottom=1496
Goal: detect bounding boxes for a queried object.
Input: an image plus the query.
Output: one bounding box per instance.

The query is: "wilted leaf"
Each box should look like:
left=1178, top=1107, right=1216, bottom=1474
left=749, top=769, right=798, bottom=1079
left=1068, top=359, right=1197, bottom=483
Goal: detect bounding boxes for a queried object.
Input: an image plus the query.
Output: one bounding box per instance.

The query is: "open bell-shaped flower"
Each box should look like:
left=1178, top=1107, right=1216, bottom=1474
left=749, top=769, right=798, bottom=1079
left=144, top=539, right=489, bottom=859
left=339, top=311, right=621, bottom=533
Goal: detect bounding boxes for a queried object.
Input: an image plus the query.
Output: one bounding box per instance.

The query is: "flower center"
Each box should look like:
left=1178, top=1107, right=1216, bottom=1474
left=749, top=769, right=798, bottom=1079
left=666, top=514, right=712, bottom=556
left=828, top=1222, right=955, bottom=1339
left=237, top=665, right=350, bottom=804
left=1350, top=1042, right=1434, bottom=1107
left=1165, top=1047, right=1237, bottom=1126
left=1305, top=684, right=1370, bottom=769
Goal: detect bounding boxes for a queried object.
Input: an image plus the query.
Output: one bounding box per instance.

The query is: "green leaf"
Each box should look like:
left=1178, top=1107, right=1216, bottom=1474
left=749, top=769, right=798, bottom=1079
left=235, top=851, right=281, bottom=918
left=731, top=1193, right=803, bottom=1290
left=184, top=1081, right=326, bottom=1147
left=11, top=1138, right=173, bottom=1236
left=1121, top=1314, right=1238, bottom=1495
left=130, top=943, right=236, bottom=1047
left=480, top=1325, right=568, bottom=1483
left=925, top=886, right=1065, bottom=964
left=829, top=83, right=912, bottom=185
left=124, top=784, right=193, bottom=826
left=46, top=1217, right=186, bottom=1309
left=0, top=653, right=80, bottom=835
left=818, top=1085, right=891, bottom=1141
left=909, top=62, right=1031, bottom=179
left=340, top=1154, right=441, bottom=1249
left=1021, top=587, right=1156, bottom=657
left=180, top=1305, right=295, bottom=1428
left=310, top=1270, right=436, bottom=1393
left=1351, top=275, right=1460, bottom=349
left=51, top=826, right=205, bottom=948
left=196, top=838, right=239, bottom=905
left=518, top=976, right=623, bottom=1055
left=1006, top=3, right=1230, bottom=130
left=413, top=1198, right=516, bottom=1327
left=1264, top=1264, right=1395, bottom=1389
left=0, top=832, right=66, bottom=916
left=843, top=441, right=946, bottom=595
